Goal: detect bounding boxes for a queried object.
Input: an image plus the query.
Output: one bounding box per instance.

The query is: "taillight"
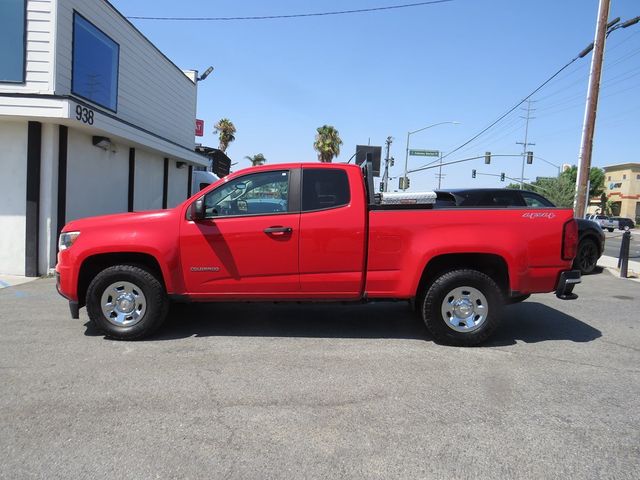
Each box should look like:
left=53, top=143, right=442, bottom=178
left=562, top=219, right=578, bottom=260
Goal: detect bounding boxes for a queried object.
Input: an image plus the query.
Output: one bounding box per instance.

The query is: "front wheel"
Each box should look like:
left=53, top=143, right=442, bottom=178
left=421, top=269, right=504, bottom=346
left=86, top=265, right=169, bottom=340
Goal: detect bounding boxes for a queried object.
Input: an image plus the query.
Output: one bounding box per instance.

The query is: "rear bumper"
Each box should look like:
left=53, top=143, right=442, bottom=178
left=555, top=270, right=581, bottom=299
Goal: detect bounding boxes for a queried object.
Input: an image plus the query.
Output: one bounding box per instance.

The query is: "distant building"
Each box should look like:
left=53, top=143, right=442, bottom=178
left=0, top=0, right=208, bottom=276
left=603, top=163, right=640, bottom=221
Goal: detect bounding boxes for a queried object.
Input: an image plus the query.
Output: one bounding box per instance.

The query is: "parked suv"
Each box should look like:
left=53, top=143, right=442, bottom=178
left=610, top=217, right=635, bottom=230
left=436, top=188, right=605, bottom=274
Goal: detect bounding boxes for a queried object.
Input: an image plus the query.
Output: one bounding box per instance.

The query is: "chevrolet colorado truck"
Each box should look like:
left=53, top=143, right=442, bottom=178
left=56, top=162, right=580, bottom=346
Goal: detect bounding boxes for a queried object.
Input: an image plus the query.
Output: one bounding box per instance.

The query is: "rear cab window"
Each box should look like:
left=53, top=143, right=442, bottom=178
left=302, top=169, right=350, bottom=212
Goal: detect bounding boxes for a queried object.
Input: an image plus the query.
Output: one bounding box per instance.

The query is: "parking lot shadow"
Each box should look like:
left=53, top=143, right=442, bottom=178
left=487, top=302, right=602, bottom=346
left=98, top=299, right=602, bottom=345
left=152, top=301, right=429, bottom=341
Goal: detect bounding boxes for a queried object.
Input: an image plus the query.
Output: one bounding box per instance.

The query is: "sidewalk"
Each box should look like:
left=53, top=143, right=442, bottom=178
left=598, top=255, right=640, bottom=282
left=0, top=275, right=39, bottom=290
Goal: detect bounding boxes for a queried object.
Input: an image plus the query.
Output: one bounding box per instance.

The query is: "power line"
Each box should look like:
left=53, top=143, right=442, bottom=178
left=424, top=29, right=640, bottom=169
left=415, top=55, right=583, bottom=170
left=126, top=0, right=452, bottom=21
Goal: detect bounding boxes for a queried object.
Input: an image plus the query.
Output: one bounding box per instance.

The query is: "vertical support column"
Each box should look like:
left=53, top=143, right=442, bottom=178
left=128, top=148, right=135, bottom=212
left=25, top=121, right=42, bottom=277
left=56, top=125, right=68, bottom=242
left=187, top=165, right=193, bottom=198
left=162, top=158, right=169, bottom=209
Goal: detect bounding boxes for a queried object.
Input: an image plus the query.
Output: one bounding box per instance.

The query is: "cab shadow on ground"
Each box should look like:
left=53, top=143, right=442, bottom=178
left=84, top=299, right=602, bottom=346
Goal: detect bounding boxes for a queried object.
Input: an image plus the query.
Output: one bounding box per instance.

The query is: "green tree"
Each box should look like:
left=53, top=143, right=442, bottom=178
left=507, top=178, right=575, bottom=207
left=214, top=118, right=236, bottom=153
left=560, top=165, right=605, bottom=198
left=245, top=153, right=266, bottom=166
left=530, top=176, right=576, bottom=208
left=313, top=125, right=343, bottom=163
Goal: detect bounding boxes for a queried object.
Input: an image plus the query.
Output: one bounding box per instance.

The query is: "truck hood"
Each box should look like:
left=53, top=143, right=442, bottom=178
left=62, top=209, right=176, bottom=233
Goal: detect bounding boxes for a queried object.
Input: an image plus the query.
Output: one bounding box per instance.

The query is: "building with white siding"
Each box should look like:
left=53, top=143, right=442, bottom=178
left=0, top=0, right=208, bottom=276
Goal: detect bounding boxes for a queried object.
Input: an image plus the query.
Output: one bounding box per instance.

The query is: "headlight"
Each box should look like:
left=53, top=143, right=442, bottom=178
left=59, top=231, right=80, bottom=251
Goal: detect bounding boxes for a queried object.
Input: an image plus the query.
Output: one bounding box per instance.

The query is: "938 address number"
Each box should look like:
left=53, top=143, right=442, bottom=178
left=75, top=105, right=94, bottom=125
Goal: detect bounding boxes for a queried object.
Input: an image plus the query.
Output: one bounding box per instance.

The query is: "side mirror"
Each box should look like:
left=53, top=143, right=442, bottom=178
left=189, top=197, right=205, bottom=220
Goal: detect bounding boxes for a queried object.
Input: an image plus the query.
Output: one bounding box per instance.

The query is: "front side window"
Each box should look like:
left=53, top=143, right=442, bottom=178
left=72, top=13, right=119, bottom=111
left=302, top=169, right=350, bottom=211
left=0, top=0, right=25, bottom=82
left=204, top=170, right=289, bottom=218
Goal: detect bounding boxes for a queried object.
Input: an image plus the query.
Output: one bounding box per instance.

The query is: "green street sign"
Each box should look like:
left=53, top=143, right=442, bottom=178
left=409, top=149, right=440, bottom=157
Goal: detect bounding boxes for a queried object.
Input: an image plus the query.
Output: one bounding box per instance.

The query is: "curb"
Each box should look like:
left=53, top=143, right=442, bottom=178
left=598, top=255, right=640, bottom=282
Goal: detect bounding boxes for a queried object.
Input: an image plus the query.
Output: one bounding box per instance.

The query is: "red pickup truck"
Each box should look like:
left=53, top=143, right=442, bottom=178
left=56, top=162, right=580, bottom=346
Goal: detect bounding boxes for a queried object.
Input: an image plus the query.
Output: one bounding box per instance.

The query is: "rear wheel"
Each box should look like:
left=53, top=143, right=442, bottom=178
left=573, top=237, right=599, bottom=274
left=421, top=269, right=503, bottom=346
left=86, top=265, right=168, bottom=340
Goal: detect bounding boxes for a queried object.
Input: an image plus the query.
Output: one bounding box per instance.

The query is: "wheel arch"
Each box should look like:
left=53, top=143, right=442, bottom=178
left=77, top=252, right=167, bottom=307
left=416, top=253, right=510, bottom=298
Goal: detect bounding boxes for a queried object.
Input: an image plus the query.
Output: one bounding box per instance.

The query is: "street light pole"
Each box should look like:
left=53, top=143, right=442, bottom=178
left=402, top=121, right=459, bottom=191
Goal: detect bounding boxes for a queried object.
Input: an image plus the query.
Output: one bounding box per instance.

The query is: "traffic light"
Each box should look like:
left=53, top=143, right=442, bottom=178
left=405, top=177, right=410, bottom=189
left=379, top=181, right=385, bottom=192
left=500, top=172, right=505, bottom=182
left=485, top=151, right=491, bottom=164
left=526, top=151, right=534, bottom=164
left=472, top=169, right=477, bottom=178
left=390, top=157, right=395, bottom=167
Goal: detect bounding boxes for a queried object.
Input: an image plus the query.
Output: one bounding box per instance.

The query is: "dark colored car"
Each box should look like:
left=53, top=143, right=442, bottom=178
left=435, top=188, right=605, bottom=275
left=611, top=217, right=635, bottom=230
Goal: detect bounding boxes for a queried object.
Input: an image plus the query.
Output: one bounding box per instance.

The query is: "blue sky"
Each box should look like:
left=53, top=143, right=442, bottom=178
left=114, top=0, right=639, bottom=191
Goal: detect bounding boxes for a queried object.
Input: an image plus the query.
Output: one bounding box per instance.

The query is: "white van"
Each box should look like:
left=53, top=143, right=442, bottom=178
left=191, top=170, right=218, bottom=195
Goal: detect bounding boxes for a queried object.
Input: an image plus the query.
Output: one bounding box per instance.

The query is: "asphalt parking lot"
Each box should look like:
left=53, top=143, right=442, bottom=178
left=1, top=271, right=639, bottom=479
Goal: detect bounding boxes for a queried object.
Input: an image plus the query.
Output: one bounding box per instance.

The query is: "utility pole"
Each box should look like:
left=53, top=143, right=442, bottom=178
left=436, top=152, right=445, bottom=189
left=516, top=98, right=535, bottom=189
left=574, top=0, right=611, bottom=218
left=381, top=136, right=393, bottom=193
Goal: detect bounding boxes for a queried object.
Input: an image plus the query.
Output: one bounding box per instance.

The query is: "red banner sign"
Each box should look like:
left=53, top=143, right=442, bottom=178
left=195, top=119, right=204, bottom=137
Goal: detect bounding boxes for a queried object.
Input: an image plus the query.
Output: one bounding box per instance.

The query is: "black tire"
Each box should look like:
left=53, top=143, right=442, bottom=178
left=573, top=237, right=598, bottom=274
left=421, top=269, right=503, bottom=347
left=607, top=228, right=614, bottom=232
left=86, top=265, right=168, bottom=340
left=507, top=294, right=530, bottom=304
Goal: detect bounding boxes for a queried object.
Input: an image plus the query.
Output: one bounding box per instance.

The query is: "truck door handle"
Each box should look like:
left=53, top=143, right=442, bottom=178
left=264, top=226, right=292, bottom=235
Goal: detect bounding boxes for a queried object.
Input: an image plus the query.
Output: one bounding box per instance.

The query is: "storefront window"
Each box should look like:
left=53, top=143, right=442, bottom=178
left=72, top=13, right=119, bottom=111
left=0, top=0, right=26, bottom=82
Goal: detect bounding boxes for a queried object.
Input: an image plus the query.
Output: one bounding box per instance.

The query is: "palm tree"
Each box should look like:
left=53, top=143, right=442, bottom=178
left=214, top=118, right=236, bottom=153
left=245, top=153, right=267, bottom=166
left=313, top=125, right=343, bottom=163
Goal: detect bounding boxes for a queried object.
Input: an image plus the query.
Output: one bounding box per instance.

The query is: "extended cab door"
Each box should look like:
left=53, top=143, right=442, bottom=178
left=298, top=166, right=367, bottom=298
left=180, top=169, right=300, bottom=297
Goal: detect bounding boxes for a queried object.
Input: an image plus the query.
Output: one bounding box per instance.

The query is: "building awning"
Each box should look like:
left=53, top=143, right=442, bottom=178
left=0, top=94, right=208, bottom=167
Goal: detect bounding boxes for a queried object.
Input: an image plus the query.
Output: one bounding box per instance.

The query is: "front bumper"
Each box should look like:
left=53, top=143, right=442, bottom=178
left=555, top=270, right=581, bottom=299
left=56, top=272, right=80, bottom=319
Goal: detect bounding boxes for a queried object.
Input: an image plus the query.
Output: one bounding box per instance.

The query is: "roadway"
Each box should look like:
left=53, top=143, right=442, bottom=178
left=603, top=229, right=639, bottom=259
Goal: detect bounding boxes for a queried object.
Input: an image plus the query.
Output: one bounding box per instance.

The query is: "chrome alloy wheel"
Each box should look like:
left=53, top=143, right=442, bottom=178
left=100, top=281, right=147, bottom=327
left=441, top=286, right=489, bottom=333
